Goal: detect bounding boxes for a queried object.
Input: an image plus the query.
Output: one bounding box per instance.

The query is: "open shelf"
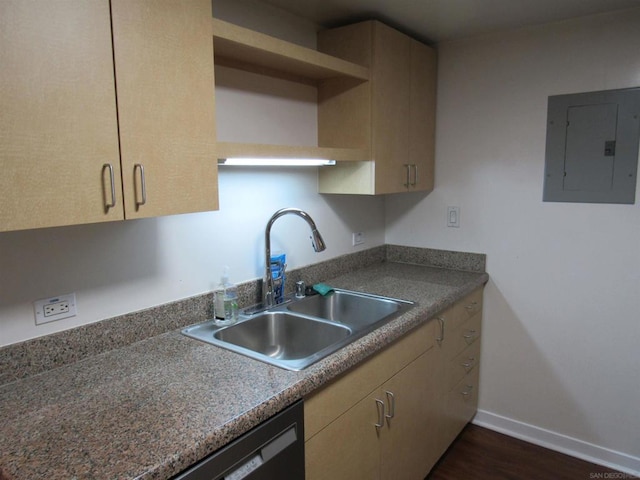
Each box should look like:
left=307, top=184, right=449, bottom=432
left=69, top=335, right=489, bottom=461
left=212, top=18, right=369, bottom=84
left=212, top=20, right=370, bottom=164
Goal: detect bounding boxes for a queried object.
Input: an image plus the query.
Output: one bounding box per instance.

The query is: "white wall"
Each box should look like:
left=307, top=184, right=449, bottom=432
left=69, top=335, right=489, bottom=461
left=386, top=8, right=640, bottom=473
left=0, top=0, right=385, bottom=347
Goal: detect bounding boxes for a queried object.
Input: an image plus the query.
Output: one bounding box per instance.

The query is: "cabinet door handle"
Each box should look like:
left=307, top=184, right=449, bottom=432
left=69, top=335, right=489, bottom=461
left=403, top=164, right=410, bottom=187
left=102, top=163, right=116, bottom=211
left=134, top=163, right=147, bottom=210
left=436, top=316, right=445, bottom=345
left=410, top=164, right=418, bottom=186
left=384, top=391, right=395, bottom=421
left=374, top=398, right=385, bottom=430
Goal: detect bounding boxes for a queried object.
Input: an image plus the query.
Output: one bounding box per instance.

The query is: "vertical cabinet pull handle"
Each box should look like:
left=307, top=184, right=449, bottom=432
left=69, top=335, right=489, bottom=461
left=374, top=398, right=385, bottom=430
left=436, top=316, right=445, bottom=345
left=134, top=163, right=147, bottom=210
left=384, top=391, right=395, bottom=421
left=461, top=385, right=474, bottom=397
left=102, top=164, right=116, bottom=211
left=403, top=164, right=419, bottom=188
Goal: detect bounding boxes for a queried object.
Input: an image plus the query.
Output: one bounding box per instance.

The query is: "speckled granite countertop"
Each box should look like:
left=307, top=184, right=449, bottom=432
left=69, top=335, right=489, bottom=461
left=0, top=261, right=488, bottom=480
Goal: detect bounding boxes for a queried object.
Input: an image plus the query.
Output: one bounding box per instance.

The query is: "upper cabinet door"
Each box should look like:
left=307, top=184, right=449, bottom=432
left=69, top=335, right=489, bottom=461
left=0, top=0, right=124, bottom=232
left=409, top=39, right=437, bottom=192
left=371, top=22, right=412, bottom=194
left=111, top=0, right=218, bottom=220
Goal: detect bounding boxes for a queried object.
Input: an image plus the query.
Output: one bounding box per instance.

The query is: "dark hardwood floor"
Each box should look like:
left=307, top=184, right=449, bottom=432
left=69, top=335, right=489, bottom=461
left=426, top=424, right=626, bottom=480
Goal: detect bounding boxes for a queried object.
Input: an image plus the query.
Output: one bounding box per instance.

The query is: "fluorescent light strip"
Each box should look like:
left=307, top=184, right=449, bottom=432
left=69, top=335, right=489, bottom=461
left=219, top=158, right=336, bottom=166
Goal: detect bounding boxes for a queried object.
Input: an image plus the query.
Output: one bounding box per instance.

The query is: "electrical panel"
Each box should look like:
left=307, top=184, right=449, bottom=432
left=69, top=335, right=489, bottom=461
left=543, top=87, right=640, bottom=204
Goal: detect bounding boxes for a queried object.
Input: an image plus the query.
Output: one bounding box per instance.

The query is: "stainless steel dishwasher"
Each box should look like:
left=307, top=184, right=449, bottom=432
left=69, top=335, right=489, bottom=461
left=173, top=400, right=304, bottom=480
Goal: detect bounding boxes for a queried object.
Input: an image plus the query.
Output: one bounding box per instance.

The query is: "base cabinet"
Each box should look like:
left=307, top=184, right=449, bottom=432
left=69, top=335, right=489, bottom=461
left=304, top=287, right=483, bottom=480
left=306, top=347, right=438, bottom=480
left=432, top=287, right=483, bottom=458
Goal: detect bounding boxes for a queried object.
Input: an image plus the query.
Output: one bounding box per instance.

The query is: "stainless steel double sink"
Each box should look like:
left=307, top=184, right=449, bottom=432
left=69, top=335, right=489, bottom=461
left=182, top=289, right=414, bottom=371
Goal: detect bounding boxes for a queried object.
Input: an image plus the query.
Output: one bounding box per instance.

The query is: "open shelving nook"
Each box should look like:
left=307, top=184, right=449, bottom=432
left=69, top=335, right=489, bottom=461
left=212, top=18, right=370, bottom=162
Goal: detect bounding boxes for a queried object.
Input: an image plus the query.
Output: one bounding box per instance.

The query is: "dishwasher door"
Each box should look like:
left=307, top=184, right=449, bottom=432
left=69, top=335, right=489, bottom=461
left=173, top=400, right=304, bottom=480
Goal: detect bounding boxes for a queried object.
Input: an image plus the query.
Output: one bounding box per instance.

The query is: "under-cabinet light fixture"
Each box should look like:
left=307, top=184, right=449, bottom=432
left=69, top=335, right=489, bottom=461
left=218, top=158, right=336, bottom=167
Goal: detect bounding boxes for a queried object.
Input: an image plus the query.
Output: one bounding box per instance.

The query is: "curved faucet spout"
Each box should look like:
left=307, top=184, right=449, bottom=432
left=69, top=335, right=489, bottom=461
left=264, top=208, right=326, bottom=307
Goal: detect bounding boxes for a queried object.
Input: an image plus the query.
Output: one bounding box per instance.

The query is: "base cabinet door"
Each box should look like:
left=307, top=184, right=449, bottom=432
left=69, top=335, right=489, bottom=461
left=380, top=347, right=439, bottom=480
left=305, top=391, right=381, bottom=480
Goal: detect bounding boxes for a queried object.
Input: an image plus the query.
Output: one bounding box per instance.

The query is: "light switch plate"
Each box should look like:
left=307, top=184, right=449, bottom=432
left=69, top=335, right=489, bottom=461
left=447, top=206, right=460, bottom=228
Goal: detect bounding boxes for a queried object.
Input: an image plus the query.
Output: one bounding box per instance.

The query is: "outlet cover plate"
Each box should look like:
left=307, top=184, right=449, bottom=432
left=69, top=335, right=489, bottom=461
left=34, top=293, right=77, bottom=325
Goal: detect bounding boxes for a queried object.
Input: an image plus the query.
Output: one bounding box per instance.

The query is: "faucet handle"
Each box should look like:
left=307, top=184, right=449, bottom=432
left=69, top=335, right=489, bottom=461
left=295, top=281, right=306, bottom=298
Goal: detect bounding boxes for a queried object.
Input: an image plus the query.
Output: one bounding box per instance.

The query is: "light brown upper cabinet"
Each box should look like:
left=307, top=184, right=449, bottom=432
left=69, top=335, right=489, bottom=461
left=0, top=0, right=218, bottom=233
left=317, top=21, right=437, bottom=195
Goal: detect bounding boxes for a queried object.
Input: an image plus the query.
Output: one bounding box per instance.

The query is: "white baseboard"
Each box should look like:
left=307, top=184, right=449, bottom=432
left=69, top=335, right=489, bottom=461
left=473, top=410, right=640, bottom=477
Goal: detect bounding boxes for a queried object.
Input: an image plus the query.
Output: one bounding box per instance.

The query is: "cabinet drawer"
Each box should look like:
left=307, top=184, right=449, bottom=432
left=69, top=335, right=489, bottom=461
left=305, top=319, right=437, bottom=440
left=442, top=364, right=480, bottom=442
left=446, top=340, right=481, bottom=392
left=458, top=288, right=483, bottom=320
left=446, top=288, right=483, bottom=332
left=445, top=312, right=481, bottom=361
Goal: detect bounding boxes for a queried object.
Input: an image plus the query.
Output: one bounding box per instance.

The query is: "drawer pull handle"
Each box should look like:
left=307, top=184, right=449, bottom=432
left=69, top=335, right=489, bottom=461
left=436, top=316, right=445, bottom=345
left=385, top=391, right=395, bottom=421
left=374, top=399, right=385, bottom=430
left=462, top=357, right=476, bottom=371
left=461, top=385, right=474, bottom=397
left=465, top=301, right=478, bottom=311
left=463, top=330, right=478, bottom=344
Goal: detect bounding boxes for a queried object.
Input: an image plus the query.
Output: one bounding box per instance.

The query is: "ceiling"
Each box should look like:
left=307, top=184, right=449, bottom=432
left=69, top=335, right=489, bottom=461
left=259, top=0, right=640, bottom=43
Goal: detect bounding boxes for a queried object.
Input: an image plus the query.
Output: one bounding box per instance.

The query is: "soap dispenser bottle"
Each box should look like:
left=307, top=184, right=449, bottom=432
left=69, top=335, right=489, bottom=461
left=214, top=266, right=238, bottom=326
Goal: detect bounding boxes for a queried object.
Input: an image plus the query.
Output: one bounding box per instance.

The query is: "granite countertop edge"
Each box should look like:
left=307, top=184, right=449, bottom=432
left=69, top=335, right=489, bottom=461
left=0, top=262, right=488, bottom=480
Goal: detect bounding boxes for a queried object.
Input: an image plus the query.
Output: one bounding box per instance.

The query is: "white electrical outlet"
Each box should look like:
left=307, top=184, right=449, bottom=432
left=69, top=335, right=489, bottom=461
left=352, top=232, right=365, bottom=246
left=34, top=293, right=77, bottom=325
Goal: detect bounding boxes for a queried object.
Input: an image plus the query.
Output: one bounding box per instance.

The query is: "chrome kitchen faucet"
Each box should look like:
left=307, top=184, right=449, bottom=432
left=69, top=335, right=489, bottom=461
left=263, top=208, right=326, bottom=308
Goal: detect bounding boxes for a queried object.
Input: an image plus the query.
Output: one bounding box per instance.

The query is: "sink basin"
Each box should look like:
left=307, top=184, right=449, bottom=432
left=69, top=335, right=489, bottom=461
left=287, top=289, right=408, bottom=330
left=183, top=312, right=352, bottom=370
left=182, top=289, right=413, bottom=371
left=215, top=312, right=351, bottom=361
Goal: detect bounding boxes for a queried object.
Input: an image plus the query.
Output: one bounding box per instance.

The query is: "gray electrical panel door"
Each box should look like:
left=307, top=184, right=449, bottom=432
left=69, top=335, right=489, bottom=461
left=543, top=87, right=640, bottom=204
